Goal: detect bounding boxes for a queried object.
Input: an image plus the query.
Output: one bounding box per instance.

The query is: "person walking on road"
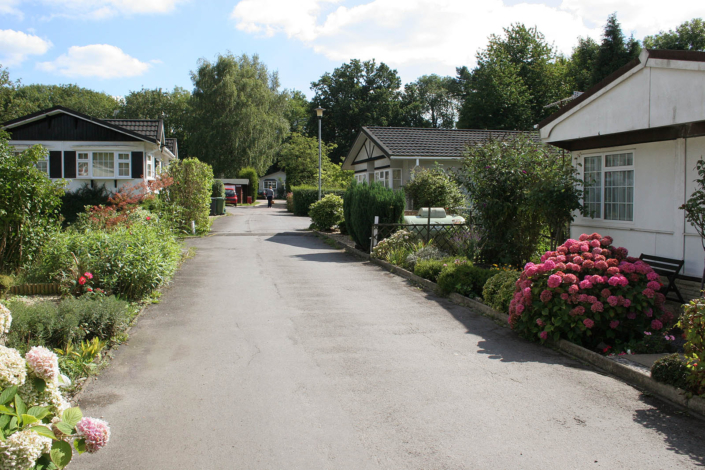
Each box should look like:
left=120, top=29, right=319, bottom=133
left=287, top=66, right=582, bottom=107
left=265, top=187, right=274, bottom=208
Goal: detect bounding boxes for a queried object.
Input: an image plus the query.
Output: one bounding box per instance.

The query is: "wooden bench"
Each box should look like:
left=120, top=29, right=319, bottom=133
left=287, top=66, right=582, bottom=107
left=639, top=254, right=686, bottom=303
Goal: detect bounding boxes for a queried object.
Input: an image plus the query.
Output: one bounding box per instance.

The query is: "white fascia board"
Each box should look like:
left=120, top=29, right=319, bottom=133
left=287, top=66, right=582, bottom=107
left=342, top=133, right=371, bottom=170
left=390, top=156, right=462, bottom=160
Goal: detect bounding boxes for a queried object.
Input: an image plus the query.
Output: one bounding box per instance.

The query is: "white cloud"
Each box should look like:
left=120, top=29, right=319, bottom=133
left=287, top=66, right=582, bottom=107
left=38, top=0, right=188, bottom=19
left=36, top=44, right=151, bottom=78
left=0, top=0, right=22, bottom=18
left=231, top=0, right=705, bottom=79
left=0, top=29, right=51, bottom=66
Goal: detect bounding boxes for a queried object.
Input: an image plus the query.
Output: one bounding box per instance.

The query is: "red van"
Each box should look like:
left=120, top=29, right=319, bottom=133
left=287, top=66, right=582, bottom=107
left=224, top=184, right=238, bottom=206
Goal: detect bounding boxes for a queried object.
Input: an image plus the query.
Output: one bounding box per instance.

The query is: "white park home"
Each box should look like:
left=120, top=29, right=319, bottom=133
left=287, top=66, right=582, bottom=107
left=341, top=126, right=533, bottom=189
left=539, top=49, right=705, bottom=284
left=2, top=106, right=178, bottom=192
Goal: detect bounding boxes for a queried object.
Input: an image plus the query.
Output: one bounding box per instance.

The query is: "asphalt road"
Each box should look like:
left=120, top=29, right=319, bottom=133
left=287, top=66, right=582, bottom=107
left=73, top=201, right=705, bottom=469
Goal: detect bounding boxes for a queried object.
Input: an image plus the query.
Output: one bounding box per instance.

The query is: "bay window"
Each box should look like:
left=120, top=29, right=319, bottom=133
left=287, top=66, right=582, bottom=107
left=118, top=153, right=130, bottom=177
left=76, top=151, right=134, bottom=178
left=35, top=157, right=48, bottom=174
left=583, top=152, right=634, bottom=221
left=146, top=155, right=153, bottom=178
left=78, top=153, right=89, bottom=176
left=92, top=152, right=114, bottom=177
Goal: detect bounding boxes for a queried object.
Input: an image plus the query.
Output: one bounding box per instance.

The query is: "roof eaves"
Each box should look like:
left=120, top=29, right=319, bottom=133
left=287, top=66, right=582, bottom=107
left=361, top=127, right=394, bottom=156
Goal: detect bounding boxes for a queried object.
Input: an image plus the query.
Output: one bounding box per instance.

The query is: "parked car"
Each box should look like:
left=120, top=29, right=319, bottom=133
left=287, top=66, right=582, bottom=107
left=224, top=184, right=238, bottom=206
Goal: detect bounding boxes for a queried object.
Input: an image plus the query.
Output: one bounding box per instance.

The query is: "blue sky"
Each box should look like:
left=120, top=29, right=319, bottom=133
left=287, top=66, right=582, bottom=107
left=1, top=0, right=704, bottom=99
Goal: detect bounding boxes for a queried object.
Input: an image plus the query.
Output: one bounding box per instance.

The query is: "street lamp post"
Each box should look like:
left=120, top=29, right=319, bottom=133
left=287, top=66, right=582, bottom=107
left=315, top=107, right=325, bottom=201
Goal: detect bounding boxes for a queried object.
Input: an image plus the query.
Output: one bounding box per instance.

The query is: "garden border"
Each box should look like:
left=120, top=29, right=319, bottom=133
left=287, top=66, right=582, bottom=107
left=314, top=230, right=705, bottom=421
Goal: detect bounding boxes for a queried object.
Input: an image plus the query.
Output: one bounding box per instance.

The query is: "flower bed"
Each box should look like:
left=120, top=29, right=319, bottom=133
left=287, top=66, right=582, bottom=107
left=508, top=233, right=674, bottom=349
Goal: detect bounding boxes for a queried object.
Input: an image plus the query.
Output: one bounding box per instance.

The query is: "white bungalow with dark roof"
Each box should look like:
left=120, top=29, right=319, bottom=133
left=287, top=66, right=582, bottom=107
left=2, top=106, right=178, bottom=192
left=539, top=49, right=705, bottom=287
left=341, top=126, right=532, bottom=190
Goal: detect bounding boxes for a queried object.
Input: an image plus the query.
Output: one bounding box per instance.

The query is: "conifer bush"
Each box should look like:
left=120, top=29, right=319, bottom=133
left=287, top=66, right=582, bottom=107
left=509, top=233, right=674, bottom=348
left=343, top=181, right=405, bottom=250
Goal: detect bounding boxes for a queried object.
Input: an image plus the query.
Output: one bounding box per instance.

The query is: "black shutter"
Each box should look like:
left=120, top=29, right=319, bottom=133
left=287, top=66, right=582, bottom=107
left=131, top=152, right=144, bottom=178
left=49, top=151, right=62, bottom=178
left=63, top=151, right=76, bottom=178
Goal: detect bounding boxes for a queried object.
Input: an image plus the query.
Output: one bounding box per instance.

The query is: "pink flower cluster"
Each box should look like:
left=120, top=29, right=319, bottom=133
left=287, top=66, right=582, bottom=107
left=509, top=232, right=674, bottom=343
left=25, top=346, right=60, bottom=383
left=75, top=417, right=110, bottom=453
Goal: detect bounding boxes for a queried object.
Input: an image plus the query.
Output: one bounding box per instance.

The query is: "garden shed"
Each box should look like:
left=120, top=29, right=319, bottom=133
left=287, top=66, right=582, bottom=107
left=539, top=49, right=705, bottom=287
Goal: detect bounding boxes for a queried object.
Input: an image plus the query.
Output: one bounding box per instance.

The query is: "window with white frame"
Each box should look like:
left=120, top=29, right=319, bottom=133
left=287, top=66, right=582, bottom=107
left=35, top=156, right=48, bottom=174
left=264, top=179, right=276, bottom=189
left=78, top=153, right=89, bottom=176
left=146, top=155, right=153, bottom=179
left=582, top=152, right=634, bottom=221
left=118, top=153, right=130, bottom=177
left=355, top=173, right=367, bottom=183
left=92, top=152, right=114, bottom=178
left=375, top=169, right=391, bottom=188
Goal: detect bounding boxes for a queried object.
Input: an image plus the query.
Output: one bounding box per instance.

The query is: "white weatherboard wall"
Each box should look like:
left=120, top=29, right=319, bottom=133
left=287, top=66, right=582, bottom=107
left=10, top=139, right=165, bottom=192
left=570, top=136, right=705, bottom=278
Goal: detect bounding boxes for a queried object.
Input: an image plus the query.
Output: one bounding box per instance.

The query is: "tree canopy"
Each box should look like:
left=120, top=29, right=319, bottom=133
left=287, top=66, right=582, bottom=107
left=400, top=75, right=459, bottom=129
left=277, top=132, right=337, bottom=191
left=643, top=18, right=705, bottom=51
left=189, top=53, right=290, bottom=177
left=308, top=59, right=403, bottom=163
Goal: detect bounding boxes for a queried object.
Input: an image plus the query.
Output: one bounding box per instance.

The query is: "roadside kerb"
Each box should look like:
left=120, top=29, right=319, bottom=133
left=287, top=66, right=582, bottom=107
left=313, top=230, right=705, bottom=420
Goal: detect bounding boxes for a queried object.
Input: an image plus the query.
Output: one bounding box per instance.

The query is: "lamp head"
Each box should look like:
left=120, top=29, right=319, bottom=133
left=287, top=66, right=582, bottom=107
left=315, top=107, right=325, bottom=118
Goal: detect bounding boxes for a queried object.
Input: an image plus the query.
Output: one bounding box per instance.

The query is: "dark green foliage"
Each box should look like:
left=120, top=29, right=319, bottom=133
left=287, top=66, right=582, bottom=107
left=461, top=135, right=582, bottom=266
left=60, top=184, right=110, bottom=226
left=437, top=263, right=499, bottom=298
left=643, top=19, right=705, bottom=51
left=343, top=181, right=406, bottom=250
left=291, top=186, right=345, bottom=217
left=651, top=354, right=690, bottom=390
left=399, top=74, right=459, bottom=128
left=457, top=24, right=571, bottom=131
left=404, top=164, right=466, bottom=212
left=211, top=179, right=225, bottom=198
left=482, top=271, right=521, bottom=313
left=0, top=137, right=65, bottom=272
left=309, top=59, right=403, bottom=163
left=6, top=297, right=131, bottom=353
left=566, top=37, right=600, bottom=93
left=238, top=167, right=259, bottom=203
left=414, top=259, right=450, bottom=283
left=591, top=14, right=641, bottom=87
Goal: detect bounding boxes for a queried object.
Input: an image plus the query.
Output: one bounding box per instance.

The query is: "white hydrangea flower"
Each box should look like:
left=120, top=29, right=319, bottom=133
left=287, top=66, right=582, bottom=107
left=18, top=372, right=68, bottom=416
left=0, top=303, right=11, bottom=335
left=0, top=429, right=52, bottom=470
left=0, top=345, right=26, bottom=389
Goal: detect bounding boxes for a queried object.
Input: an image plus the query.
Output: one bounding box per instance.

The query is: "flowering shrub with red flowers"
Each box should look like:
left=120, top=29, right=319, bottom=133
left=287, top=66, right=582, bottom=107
left=508, top=233, right=674, bottom=349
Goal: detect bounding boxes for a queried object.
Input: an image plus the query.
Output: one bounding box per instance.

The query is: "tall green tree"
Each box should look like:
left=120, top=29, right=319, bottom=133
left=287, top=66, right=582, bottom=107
left=566, top=37, right=600, bottom=92
left=457, top=24, right=571, bottom=130
left=118, top=87, right=191, bottom=158
left=189, top=53, right=289, bottom=177
left=643, top=18, right=705, bottom=51
left=308, top=59, right=403, bottom=163
left=277, top=132, right=337, bottom=191
left=591, top=13, right=641, bottom=87
left=400, top=74, right=458, bottom=128
left=283, top=89, right=310, bottom=134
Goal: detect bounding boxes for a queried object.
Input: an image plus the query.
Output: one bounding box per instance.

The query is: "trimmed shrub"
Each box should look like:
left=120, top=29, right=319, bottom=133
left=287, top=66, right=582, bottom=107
left=681, top=296, right=705, bottom=395
left=238, top=167, right=259, bottom=203
left=651, top=353, right=690, bottom=390
left=60, top=183, right=111, bottom=226
left=405, top=164, right=466, bottom=212
left=0, top=274, right=13, bottom=297
left=6, top=296, right=131, bottom=353
left=509, top=233, right=674, bottom=348
left=286, top=192, right=294, bottom=212
left=291, top=185, right=345, bottom=217
left=483, top=271, right=521, bottom=313
left=309, top=194, right=344, bottom=230
left=212, top=179, right=225, bottom=198
left=164, top=158, right=213, bottom=234
left=414, top=259, right=450, bottom=283
left=437, top=262, right=499, bottom=298
left=344, top=181, right=406, bottom=250
left=406, top=245, right=448, bottom=271
left=27, top=220, right=182, bottom=300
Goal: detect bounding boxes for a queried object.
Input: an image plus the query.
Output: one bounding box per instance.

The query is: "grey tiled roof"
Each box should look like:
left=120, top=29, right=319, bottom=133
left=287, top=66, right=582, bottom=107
left=364, top=126, right=538, bottom=157
left=165, top=138, right=178, bottom=158
left=104, top=119, right=163, bottom=142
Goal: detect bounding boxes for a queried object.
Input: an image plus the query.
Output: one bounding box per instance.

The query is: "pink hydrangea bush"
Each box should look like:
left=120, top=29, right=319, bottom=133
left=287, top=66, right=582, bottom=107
left=508, top=233, right=674, bottom=348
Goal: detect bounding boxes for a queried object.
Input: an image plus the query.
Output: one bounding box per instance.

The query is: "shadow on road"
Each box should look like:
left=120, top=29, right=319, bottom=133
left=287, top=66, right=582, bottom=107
left=292, top=253, right=360, bottom=263
left=632, top=399, right=705, bottom=465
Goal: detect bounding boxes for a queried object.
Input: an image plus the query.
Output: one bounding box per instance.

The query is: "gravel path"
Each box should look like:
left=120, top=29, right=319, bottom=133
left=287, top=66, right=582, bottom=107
left=72, top=201, right=705, bottom=469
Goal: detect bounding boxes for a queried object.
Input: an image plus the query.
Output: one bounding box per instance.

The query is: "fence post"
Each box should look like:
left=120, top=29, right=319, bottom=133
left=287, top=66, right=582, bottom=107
left=370, top=216, right=379, bottom=252
left=426, top=207, right=431, bottom=244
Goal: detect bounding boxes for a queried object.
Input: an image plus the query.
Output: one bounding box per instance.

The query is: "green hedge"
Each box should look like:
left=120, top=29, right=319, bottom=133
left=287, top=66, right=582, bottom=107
left=344, top=181, right=406, bottom=250
left=291, top=185, right=345, bottom=216
left=238, top=167, right=259, bottom=203
left=212, top=179, right=225, bottom=198
left=165, top=158, right=213, bottom=234
left=437, top=263, right=499, bottom=298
